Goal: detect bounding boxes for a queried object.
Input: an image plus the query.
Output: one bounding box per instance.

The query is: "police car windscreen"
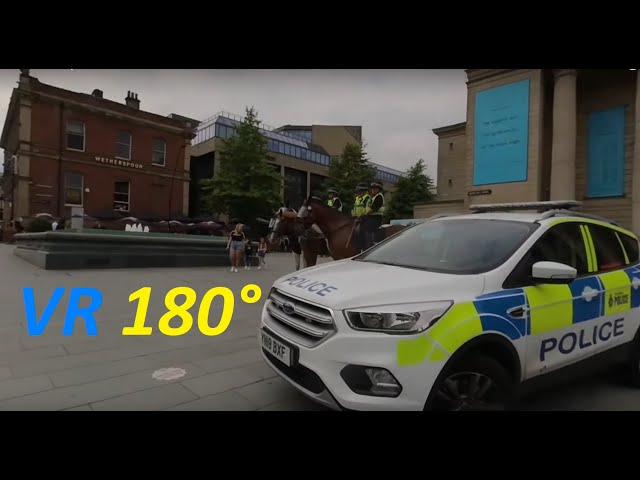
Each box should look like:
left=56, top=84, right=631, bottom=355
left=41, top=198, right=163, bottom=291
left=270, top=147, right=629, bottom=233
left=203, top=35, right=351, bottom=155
left=356, top=219, right=536, bottom=275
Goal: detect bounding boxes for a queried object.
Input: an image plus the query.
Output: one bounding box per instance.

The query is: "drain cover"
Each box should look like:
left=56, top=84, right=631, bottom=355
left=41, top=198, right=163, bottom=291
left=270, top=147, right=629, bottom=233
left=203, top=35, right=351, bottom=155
left=152, top=367, right=186, bottom=381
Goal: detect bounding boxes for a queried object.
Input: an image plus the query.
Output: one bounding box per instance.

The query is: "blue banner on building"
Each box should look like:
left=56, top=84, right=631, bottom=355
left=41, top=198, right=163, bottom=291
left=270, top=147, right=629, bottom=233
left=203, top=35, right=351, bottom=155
left=587, top=106, right=625, bottom=198
left=473, top=79, right=530, bottom=186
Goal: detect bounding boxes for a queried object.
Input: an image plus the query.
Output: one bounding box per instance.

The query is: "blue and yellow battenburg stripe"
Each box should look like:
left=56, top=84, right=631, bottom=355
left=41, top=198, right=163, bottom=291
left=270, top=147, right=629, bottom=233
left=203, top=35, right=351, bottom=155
left=397, top=219, right=640, bottom=366
left=397, top=266, right=640, bottom=367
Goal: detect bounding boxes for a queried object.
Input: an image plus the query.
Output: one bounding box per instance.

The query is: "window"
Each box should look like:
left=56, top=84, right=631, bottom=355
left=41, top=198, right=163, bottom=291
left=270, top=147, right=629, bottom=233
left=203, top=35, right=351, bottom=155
left=152, top=139, right=166, bottom=166
left=114, top=181, right=130, bottom=212
left=64, top=172, right=83, bottom=206
left=586, top=106, right=625, bottom=198
left=278, top=142, right=285, bottom=154
left=449, top=142, right=454, bottom=150
left=66, top=121, right=85, bottom=151
left=284, top=144, right=291, bottom=156
left=356, top=219, right=537, bottom=275
left=504, top=223, right=589, bottom=288
left=117, top=131, right=132, bottom=160
left=618, top=232, right=640, bottom=264
left=588, top=224, right=628, bottom=271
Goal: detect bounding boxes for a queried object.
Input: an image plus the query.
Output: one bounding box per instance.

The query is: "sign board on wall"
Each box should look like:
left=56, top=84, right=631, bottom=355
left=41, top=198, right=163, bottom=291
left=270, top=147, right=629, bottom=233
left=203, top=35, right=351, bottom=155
left=95, top=156, right=143, bottom=170
left=468, top=189, right=492, bottom=197
left=473, top=79, right=531, bottom=186
left=586, top=106, right=625, bottom=198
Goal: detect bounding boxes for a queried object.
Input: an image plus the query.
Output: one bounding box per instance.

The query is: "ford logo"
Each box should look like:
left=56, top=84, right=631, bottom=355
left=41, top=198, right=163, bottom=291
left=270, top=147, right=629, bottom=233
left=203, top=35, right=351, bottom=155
left=282, top=302, right=295, bottom=315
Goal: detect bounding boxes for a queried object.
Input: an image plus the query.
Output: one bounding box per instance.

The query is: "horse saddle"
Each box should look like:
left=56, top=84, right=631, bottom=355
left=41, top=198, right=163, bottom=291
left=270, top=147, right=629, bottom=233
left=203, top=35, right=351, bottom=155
left=374, top=227, right=387, bottom=243
left=350, top=223, right=386, bottom=248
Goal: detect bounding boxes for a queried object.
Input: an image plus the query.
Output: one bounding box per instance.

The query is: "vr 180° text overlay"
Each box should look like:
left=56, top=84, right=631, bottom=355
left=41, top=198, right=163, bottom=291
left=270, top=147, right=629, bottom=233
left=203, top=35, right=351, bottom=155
left=21, top=285, right=262, bottom=336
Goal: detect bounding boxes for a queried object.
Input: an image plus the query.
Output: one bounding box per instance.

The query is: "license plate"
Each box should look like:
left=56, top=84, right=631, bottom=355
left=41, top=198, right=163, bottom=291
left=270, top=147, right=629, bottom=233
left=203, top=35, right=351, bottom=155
left=261, top=330, right=293, bottom=367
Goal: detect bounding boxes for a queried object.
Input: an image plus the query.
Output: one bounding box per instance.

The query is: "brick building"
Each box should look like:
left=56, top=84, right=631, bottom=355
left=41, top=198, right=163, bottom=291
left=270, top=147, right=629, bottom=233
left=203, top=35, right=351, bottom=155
left=0, top=70, right=196, bottom=222
left=416, top=69, right=640, bottom=234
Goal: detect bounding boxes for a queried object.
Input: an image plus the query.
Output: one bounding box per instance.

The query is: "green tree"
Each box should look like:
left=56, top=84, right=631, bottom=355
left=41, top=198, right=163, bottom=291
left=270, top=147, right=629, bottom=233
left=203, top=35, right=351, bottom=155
left=325, top=142, right=377, bottom=213
left=386, top=159, right=435, bottom=220
left=200, top=107, right=282, bottom=227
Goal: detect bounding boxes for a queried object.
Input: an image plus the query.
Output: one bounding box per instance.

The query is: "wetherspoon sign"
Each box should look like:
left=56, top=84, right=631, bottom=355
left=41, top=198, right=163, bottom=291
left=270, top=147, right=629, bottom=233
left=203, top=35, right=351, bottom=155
left=95, top=156, right=143, bottom=170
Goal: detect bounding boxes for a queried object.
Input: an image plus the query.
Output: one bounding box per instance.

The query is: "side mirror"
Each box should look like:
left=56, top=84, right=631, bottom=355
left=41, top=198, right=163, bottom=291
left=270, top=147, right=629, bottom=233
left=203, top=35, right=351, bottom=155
left=531, top=261, right=577, bottom=285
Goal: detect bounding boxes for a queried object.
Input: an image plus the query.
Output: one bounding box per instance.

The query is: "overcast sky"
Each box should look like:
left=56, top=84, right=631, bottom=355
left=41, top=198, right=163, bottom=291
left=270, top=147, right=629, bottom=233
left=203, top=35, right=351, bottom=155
left=0, top=69, right=468, bottom=180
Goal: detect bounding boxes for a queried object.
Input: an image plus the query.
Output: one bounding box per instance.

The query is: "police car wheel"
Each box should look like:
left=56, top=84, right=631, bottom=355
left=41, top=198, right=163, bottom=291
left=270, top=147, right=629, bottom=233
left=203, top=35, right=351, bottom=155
left=426, top=354, right=513, bottom=412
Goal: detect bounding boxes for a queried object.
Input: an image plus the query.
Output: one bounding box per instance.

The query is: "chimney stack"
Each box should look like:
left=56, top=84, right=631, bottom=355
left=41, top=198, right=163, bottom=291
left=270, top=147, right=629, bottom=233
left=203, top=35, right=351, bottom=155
left=125, top=91, right=140, bottom=110
left=92, top=89, right=103, bottom=98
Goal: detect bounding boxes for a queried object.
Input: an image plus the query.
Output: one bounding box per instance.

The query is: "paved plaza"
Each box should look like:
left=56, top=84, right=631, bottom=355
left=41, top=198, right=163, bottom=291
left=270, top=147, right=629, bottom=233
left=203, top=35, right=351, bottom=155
left=0, top=243, right=638, bottom=411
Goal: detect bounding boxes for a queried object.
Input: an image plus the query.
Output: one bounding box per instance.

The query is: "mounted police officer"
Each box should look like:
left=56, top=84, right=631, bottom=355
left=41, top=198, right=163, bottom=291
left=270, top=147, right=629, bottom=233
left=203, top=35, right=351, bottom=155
left=327, top=189, right=343, bottom=212
left=358, top=181, right=385, bottom=250
left=352, top=183, right=370, bottom=217
left=351, top=183, right=371, bottom=251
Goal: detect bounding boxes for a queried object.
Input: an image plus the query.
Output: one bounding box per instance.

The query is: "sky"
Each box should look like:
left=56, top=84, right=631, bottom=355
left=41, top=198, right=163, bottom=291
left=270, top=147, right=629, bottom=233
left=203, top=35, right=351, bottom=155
left=0, top=69, right=468, bottom=181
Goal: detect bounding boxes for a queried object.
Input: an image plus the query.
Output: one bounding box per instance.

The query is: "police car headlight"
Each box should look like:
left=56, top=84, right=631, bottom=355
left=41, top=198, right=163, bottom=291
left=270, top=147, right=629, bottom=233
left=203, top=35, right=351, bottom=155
left=344, top=301, right=453, bottom=334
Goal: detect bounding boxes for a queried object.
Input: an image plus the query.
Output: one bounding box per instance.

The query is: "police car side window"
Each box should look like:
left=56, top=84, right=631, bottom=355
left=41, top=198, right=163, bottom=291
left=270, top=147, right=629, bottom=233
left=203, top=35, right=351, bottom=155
left=503, top=223, right=589, bottom=289
left=618, top=232, right=639, bottom=265
left=588, top=225, right=628, bottom=272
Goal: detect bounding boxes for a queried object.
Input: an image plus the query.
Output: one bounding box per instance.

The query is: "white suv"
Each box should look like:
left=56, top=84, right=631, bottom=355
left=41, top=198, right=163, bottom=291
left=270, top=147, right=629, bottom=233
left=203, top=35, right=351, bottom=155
left=258, top=201, right=640, bottom=411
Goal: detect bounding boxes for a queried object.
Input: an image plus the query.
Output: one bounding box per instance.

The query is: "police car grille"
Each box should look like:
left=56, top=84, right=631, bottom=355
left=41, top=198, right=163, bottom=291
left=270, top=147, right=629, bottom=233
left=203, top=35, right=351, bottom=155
left=265, top=290, right=335, bottom=347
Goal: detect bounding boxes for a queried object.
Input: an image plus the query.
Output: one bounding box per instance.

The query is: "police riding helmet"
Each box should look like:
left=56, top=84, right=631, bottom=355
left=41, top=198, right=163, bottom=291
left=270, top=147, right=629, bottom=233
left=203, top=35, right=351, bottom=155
left=356, top=183, right=369, bottom=191
left=370, top=181, right=383, bottom=189
left=328, top=188, right=338, bottom=195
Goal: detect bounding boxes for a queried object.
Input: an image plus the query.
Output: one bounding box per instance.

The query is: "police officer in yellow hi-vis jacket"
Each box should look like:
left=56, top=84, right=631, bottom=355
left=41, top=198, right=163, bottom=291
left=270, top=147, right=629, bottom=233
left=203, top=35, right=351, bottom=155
left=352, top=183, right=370, bottom=217
left=351, top=183, right=371, bottom=251
left=358, top=181, right=385, bottom=250
left=326, top=189, right=343, bottom=212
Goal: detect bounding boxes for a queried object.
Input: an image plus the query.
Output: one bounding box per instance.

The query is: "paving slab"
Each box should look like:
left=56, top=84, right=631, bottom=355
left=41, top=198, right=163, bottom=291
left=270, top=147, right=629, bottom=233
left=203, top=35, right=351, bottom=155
left=0, top=375, right=53, bottom=401
left=90, top=383, right=198, bottom=411
left=166, top=390, right=256, bottom=411
left=180, top=363, right=268, bottom=397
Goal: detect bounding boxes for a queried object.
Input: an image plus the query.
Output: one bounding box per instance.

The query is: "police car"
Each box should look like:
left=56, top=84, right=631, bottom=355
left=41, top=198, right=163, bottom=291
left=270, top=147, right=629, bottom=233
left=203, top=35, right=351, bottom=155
left=258, top=201, right=640, bottom=411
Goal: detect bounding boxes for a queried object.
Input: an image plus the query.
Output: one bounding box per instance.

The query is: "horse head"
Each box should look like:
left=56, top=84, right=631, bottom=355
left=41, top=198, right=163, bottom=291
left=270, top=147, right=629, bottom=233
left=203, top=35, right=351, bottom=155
left=297, top=195, right=324, bottom=223
left=269, top=207, right=299, bottom=244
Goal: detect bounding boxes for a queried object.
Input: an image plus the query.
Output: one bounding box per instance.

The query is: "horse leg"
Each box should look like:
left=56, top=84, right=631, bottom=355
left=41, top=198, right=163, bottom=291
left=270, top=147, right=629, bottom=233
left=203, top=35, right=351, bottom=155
left=293, top=252, right=301, bottom=270
left=303, top=249, right=315, bottom=267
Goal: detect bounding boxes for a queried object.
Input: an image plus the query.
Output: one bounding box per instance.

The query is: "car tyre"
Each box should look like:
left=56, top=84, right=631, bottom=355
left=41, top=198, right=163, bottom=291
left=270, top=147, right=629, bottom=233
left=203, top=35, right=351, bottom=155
left=425, top=353, right=515, bottom=411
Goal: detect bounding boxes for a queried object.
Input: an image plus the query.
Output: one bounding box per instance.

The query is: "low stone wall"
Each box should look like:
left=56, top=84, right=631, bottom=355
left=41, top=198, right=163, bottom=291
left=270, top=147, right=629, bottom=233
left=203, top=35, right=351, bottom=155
left=13, top=229, right=260, bottom=270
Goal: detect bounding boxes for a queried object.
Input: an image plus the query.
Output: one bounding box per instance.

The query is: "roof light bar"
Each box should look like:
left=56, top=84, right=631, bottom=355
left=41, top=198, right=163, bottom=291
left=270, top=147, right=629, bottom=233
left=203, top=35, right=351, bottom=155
left=470, top=200, right=582, bottom=213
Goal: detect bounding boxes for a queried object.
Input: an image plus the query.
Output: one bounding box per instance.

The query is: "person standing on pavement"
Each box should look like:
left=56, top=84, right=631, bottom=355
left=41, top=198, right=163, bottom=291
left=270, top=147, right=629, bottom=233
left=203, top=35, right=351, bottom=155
left=226, top=223, right=246, bottom=273
left=257, top=237, right=268, bottom=270
left=244, top=238, right=254, bottom=270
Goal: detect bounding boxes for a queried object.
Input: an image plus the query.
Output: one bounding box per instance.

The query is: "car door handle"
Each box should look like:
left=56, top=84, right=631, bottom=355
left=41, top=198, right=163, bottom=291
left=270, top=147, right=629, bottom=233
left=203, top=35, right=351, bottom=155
left=507, top=306, right=526, bottom=319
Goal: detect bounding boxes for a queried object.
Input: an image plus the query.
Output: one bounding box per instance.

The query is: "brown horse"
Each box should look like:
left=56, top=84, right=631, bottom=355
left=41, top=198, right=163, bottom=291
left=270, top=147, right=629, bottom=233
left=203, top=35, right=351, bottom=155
left=297, top=196, right=406, bottom=259
left=268, top=207, right=327, bottom=270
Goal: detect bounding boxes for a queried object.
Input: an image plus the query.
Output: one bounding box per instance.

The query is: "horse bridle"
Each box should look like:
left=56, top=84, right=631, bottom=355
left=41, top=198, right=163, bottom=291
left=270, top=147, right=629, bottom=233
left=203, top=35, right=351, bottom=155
left=302, top=200, right=353, bottom=237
